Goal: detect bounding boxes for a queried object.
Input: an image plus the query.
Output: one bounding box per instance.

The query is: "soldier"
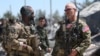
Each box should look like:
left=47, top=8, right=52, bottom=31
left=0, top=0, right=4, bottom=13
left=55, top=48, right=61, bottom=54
left=2, top=6, right=40, bottom=56
left=2, top=18, right=34, bottom=56
left=20, top=6, right=40, bottom=56
left=36, top=16, right=51, bottom=56
left=52, top=3, right=91, bottom=56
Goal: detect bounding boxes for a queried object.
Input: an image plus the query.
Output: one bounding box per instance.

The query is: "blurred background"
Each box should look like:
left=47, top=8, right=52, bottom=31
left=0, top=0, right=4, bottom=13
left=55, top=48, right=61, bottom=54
left=0, top=0, right=100, bottom=56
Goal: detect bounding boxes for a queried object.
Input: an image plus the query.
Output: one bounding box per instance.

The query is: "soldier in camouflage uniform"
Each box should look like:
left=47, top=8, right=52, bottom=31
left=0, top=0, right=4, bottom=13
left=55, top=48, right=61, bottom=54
left=36, top=16, right=51, bottom=56
left=52, top=3, right=91, bottom=56
left=20, top=6, right=41, bottom=56
left=1, top=6, right=40, bottom=56
left=2, top=18, right=34, bottom=56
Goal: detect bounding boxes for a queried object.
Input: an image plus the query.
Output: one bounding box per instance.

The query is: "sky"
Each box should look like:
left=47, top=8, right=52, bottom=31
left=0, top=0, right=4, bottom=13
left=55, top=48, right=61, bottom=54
left=0, top=0, right=93, bottom=17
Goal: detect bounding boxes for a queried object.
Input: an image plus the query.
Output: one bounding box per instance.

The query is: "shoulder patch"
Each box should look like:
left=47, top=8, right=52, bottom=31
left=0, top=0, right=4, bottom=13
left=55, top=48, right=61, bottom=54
left=82, top=26, right=89, bottom=32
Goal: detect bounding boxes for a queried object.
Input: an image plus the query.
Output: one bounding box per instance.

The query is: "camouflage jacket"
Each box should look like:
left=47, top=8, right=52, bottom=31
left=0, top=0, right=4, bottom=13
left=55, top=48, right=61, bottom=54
left=2, top=22, right=25, bottom=51
left=52, top=19, right=91, bottom=56
left=2, top=21, right=39, bottom=51
left=20, top=22, right=40, bottom=50
left=36, top=26, right=49, bottom=51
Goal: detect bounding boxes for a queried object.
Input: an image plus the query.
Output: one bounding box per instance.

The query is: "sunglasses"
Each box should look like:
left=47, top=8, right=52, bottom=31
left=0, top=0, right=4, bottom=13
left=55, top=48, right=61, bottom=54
left=64, top=8, right=74, bottom=11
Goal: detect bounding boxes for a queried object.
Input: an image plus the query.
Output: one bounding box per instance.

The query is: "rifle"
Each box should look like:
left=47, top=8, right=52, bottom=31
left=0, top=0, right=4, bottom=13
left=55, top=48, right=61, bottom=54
left=62, top=20, right=71, bottom=56
left=63, top=11, right=80, bottom=56
left=75, top=11, right=80, bottom=34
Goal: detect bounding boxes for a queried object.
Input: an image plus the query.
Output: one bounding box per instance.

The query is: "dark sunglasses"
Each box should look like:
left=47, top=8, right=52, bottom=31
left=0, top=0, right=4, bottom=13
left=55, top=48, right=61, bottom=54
left=64, top=8, right=74, bottom=11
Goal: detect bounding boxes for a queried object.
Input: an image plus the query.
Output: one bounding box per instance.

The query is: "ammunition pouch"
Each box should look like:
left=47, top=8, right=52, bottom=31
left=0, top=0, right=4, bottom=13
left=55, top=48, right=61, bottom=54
left=27, top=35, right=40, bottom=50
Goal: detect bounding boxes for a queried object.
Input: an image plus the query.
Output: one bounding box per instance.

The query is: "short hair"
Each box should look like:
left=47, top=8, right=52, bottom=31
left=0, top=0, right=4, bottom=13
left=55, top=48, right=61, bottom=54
left=38, top=16, right=46, bottom=21
left=65, top=3, right=77, bottom=10
left=38, top=16, right=47, bottom=27
left=65, top=3, right=78, bottom=16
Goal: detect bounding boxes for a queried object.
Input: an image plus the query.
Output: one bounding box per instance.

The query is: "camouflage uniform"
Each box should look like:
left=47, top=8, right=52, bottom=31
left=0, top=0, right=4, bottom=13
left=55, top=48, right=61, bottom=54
left=17, top=5, right=41, bottom=56
left=2, top=22, right=34, bottom=56
left=52, top=19, right=91, bottom=56
left=36, top=26, right=49, bottom=55
left=20, top=22, right=41, bottom=56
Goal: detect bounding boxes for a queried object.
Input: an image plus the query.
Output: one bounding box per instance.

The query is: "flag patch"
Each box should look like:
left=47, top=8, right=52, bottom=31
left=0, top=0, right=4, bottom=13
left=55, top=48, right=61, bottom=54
left=82, top=26, right=89, bottom=32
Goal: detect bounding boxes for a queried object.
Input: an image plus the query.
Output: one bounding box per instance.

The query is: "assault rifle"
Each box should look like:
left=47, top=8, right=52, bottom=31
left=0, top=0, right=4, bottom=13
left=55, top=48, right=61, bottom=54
left=63, top=11, right=80, bottom=56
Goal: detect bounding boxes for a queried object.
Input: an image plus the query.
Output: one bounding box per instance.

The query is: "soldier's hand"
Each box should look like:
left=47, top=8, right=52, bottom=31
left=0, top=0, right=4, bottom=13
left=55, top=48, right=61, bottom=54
left=19, top=42, right=27, bottom=48
left=66, top=24, right=73, bottom=29
left=46, top=48, right=52, bottom=53
left=68, top=49, right=77, bottom=56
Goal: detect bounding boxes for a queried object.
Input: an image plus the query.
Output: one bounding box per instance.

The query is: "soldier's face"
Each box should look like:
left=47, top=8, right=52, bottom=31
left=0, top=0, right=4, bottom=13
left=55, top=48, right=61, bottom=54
left=25, top=9, right=34, bottom=22
left=65, top=6, right=76, bottom=18
left=39, top=19, right=46, bottom=27
left=28, top=8, right=34, bottom=20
